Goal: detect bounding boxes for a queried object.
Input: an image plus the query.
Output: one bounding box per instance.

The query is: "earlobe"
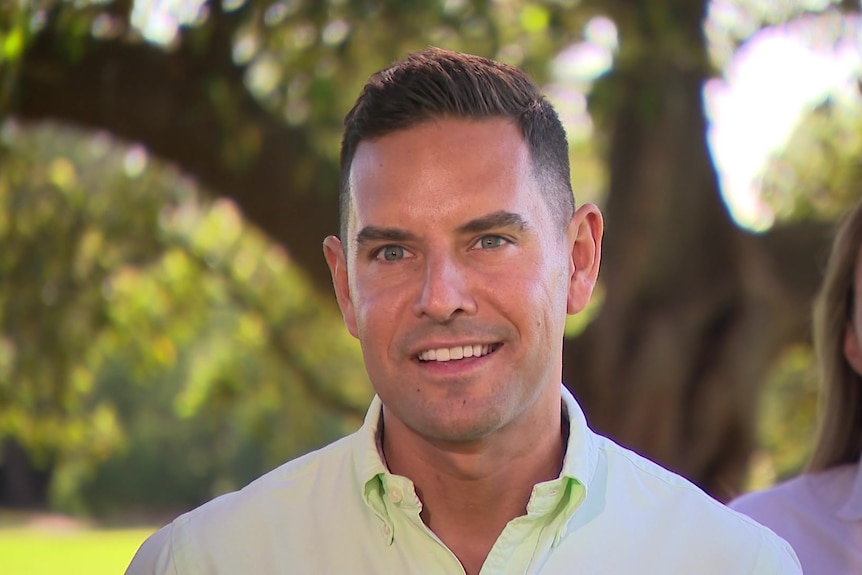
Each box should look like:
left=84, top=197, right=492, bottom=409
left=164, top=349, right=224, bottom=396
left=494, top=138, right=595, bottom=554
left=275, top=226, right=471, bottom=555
left=323, top=236, right=359, bottom=338
left=566, top=204, right=603, bottom=315
left=843, top=322, right=862, bottom=376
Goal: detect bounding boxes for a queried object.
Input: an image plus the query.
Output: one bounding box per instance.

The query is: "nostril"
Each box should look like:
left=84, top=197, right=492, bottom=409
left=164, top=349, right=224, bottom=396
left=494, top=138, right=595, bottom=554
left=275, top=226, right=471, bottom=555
left=416, top=276, right=478, bottom=320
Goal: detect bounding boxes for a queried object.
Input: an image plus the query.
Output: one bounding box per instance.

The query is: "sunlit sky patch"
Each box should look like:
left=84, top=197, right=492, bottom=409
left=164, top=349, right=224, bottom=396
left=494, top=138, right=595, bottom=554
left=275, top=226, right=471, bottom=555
left=705, top=15, right=862, bottom=230
left=547, top=16, right=617, bottom=142
left=131, top=0, right=207, bottom=45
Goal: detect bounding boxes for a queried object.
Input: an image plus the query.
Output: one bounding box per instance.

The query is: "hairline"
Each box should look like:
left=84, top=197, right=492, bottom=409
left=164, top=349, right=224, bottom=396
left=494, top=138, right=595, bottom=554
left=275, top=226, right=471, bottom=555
left=339, top=115, right=572, bottom=252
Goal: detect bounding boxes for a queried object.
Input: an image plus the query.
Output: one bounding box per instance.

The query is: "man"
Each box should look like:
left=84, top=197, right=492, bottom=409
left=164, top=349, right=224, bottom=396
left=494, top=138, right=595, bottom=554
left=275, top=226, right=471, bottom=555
left=127, top=48, right=800, bottom=574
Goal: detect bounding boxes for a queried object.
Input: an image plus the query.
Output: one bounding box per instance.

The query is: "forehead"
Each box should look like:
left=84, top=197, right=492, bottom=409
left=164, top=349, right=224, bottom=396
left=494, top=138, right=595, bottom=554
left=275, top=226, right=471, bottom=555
left=346, top=118, right=540, bottom=235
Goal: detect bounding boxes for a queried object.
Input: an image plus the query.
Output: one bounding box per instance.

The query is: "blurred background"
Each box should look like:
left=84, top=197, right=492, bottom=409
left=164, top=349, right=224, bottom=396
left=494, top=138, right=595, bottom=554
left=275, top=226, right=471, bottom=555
left=0, top=0, right=861, bottom=572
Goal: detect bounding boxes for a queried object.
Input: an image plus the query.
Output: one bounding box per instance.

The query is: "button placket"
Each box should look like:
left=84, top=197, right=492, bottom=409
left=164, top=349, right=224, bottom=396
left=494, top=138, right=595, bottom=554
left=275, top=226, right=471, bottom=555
left=379, top=518, right=394, bottom=544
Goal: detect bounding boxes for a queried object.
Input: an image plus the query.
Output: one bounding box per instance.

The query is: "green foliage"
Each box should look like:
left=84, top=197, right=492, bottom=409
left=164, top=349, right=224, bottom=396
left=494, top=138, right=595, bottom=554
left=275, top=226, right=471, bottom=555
left=760, top=89, right=862, bottom=221
left=0, top=122, right=370, bottom=514
left=745, top=345, right=819, bottom=491
left=77, top=190, right=371, bottom=515
left=0, top=1, right=29, bottom=112
left=0, top=123, right=169, bottom=473
left=5, top=0, right=612, bottom=215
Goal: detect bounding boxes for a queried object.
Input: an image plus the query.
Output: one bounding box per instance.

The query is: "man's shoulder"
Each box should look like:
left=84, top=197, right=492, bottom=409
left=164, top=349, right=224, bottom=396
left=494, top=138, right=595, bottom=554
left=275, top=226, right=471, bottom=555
left=594, top=433, right=715, bottom=497
left=126, top=432, right=368, bottom=574
left=189, top=430, right=360, bottom=522
left=565, top=434, right=801, bottom=572
left=591, top=434, right=799, bottom=552
left=152, top=435, right=364, bottom=536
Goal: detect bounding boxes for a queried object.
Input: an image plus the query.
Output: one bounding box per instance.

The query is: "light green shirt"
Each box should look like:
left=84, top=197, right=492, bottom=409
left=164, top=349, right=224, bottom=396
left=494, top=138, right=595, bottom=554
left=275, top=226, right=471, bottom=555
left=127, top=386, right=800, bottom=574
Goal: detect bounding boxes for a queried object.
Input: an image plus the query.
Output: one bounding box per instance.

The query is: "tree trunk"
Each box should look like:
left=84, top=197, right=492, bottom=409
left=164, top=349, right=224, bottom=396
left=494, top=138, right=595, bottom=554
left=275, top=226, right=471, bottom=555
left=564, top=0, right=829, bottom=500
left=0, top=439, right=51, bottom=508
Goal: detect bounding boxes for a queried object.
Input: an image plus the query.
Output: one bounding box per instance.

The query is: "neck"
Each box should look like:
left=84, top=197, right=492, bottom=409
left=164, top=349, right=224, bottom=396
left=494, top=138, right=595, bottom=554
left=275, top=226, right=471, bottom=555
left=380, top=391, right=566, bottom=573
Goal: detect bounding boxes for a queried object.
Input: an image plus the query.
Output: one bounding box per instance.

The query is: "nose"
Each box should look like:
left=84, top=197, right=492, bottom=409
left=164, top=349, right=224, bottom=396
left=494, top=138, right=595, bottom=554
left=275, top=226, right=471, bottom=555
left=412, top=254, right=478, bottom=322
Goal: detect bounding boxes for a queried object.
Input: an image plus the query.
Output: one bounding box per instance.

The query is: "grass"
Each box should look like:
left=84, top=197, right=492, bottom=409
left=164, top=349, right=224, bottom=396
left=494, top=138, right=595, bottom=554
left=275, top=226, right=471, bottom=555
left=0, top=512, right=157, bottom=575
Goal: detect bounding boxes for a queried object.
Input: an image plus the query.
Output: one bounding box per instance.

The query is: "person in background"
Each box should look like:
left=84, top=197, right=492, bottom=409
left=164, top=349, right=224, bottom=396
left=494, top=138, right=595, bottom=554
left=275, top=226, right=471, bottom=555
left=731, top=199, right=862, bottom=573
left=126, top=47, right=800, bottom=574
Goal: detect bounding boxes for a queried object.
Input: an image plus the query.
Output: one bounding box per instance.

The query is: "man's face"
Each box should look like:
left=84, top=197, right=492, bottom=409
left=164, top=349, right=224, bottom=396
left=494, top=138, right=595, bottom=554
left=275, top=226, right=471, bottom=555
left=325, top=118, right=601, bottom=443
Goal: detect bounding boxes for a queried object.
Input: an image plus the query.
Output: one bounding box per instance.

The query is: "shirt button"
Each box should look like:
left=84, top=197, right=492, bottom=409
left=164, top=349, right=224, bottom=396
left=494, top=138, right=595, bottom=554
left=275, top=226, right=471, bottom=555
left=389, top=487, right=403, bottom=503
left=382, top=523, right=392, bottom=536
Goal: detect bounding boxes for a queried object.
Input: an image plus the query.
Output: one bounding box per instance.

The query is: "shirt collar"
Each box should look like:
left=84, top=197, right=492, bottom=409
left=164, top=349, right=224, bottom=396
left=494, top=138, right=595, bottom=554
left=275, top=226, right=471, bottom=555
left=353, top=386, right=598, bottom=484
left=836, top=453, right=862, bottom=521
left=559, top=384, right=600, bottom=488
left=351, top=396, right=395, bottom=543
left=351, top=385, right=598, bottom=542
left=354, top=394, right=388, bottom=483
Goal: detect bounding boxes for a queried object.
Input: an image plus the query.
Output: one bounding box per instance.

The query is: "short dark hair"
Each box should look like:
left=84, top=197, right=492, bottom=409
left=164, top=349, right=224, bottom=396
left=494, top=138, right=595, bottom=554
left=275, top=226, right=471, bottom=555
left=338, top=47, right=575, bottom=241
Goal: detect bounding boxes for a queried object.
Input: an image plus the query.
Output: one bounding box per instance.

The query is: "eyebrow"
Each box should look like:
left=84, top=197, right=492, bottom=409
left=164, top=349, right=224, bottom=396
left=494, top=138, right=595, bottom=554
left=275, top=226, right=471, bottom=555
left=355, top=226, right=416, bottom=247
left=457, top=211, right=528, bottom=234
left=354, top=210, right=528, bottom=246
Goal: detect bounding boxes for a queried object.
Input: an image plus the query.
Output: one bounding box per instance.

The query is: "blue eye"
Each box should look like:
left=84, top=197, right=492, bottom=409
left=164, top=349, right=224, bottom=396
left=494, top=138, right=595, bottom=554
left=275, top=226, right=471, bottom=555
left=476, top=236, right=506, bottom=249
left=378, top=245, right=405, bottom=261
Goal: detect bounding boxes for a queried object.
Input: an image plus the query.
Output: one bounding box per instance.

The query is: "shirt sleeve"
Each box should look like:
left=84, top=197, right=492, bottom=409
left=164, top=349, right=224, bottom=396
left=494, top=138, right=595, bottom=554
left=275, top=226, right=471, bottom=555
left=125, top=524, right=177, bottom=575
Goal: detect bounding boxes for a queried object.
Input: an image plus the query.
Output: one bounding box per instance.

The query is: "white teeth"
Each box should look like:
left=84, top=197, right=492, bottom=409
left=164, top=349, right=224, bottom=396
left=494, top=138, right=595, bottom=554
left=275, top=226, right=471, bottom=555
left=418, top=345, right=493, bottom=362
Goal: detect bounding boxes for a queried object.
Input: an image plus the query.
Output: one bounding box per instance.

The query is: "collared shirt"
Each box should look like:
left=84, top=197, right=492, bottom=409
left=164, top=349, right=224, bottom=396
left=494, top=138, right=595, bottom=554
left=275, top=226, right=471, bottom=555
left=127, top=386, right=800, bottom=574
left=730, top=457, right=862, bottom=573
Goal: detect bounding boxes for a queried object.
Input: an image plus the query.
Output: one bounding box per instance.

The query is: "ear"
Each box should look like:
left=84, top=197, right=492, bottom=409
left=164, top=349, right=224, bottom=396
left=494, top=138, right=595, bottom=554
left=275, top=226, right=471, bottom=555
left=566, top=203, right=603, bottom=315
left=323, top=235, right=359, bottom=338
left=843, top=321, right=862, bottom=377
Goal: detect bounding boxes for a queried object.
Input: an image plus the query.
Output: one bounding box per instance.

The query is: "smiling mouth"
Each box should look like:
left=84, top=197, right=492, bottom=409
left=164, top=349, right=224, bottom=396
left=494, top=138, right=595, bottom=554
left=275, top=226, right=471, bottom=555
left=417, top=344, right=499, bottom=362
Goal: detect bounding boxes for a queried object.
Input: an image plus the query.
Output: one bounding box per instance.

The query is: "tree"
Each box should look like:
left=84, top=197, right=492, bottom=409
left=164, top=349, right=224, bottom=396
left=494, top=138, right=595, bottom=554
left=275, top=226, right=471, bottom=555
left=2, top=0, right=859, bottom=502
left=561, top=0, right=857, bottom=498
left=0, top=123, right=370, bottom=511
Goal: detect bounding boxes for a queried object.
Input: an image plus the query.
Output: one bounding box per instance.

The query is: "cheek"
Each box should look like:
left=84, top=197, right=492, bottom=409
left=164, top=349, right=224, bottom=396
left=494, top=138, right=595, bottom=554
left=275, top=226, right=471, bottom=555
left=528, top=259, right=571, bottom=327
left=500, top=260, right=567, bottom=318
left=352, top=284, right=406, bottom=340
left=525, top=253, right=569, bottom=298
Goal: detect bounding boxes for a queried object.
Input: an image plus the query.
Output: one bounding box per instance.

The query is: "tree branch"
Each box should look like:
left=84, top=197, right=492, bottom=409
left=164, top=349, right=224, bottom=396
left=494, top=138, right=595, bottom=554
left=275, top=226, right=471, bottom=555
left=12, top=28, right=339, bottom=292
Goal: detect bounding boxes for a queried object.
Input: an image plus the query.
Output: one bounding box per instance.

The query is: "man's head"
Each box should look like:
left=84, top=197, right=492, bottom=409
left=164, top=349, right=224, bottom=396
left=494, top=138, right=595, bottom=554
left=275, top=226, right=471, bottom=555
left=323, top=49, right=602, bottom=447
left=338, top=47, right=575, bottom=241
